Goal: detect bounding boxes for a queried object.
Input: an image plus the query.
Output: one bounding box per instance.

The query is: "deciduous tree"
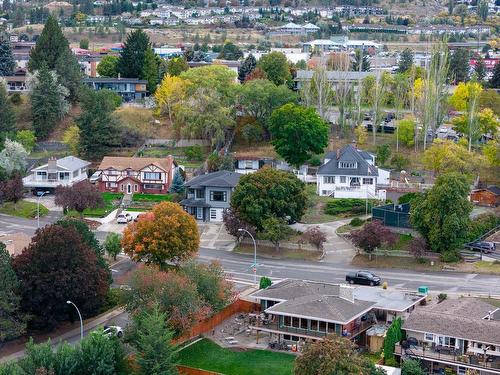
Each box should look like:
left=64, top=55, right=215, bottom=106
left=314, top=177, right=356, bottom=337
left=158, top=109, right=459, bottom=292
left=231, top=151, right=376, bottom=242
left=180, top=65, right=237, bottom=102
left=422, top=139, right=481, bottom=176
left=259, top=216, right=290, bottom=251
left=166, top=56, right=189, bottom=76
left=62, top=125, right=80, bottom=155
left=122, top=202, right=199, bottom=267
left=299, top=226, right=327, bottom=251
left=104, top=233, right=122, bottom=260
left=401, top=359, right=426, bottom=375
left=257, top=51, right=291, bottom=86
left=0, top=139, right=28, bottom=175
left=15, top=130, right=36, bottom=153
left=222, top=209, right=256, bottom=239
left=408, top=237, right=428, bottom=260
left=397, top=119, right=415, bottom=147
left=55, top=180, right=104, bottom=214
left=96, top=55, right=118, bottom=77
left=349, top=221, right=397, bottom=258
left=376, top=144, right=391, bottom=165
left=0, top=174, right=23, bottom=208
left=154, top=75, right=188, bottom=122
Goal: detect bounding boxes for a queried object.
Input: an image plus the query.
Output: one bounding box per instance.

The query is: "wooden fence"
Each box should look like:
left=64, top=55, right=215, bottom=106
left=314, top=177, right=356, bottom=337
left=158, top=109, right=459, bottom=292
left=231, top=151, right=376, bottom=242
left=177, top=365, right=222, bottom=375
left=173, top=299, right=260, bottom=345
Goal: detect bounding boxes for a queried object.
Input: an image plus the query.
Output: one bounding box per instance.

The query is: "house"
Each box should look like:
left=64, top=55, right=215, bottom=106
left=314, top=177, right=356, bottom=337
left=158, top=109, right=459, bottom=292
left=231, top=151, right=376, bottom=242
left=83, top=77, right=147, bottom=101
left=316, top=144, right=390, bottom=199
left=396, top=298, right=500, bottom=375
left=250, top=279, right=426, bottom=347
left=180, top=170, right=241, bottom=222
left=22, top=156, right=90, bottom=193
left=470, top=186, right=500, bottom=207
left=94, top=156, right=176, bottom=195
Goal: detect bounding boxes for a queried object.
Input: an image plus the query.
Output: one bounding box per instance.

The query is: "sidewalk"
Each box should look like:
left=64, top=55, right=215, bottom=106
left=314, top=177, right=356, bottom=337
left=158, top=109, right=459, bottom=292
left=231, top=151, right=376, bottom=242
left=0, top=307, right=125, bottom=363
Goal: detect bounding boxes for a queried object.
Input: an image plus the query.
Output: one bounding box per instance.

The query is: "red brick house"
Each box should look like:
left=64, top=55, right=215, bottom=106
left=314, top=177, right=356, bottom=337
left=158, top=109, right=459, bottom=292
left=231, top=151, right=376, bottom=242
left=94, top=156, right=177, bottom=195
left=470, top=186, right=500, bottom=207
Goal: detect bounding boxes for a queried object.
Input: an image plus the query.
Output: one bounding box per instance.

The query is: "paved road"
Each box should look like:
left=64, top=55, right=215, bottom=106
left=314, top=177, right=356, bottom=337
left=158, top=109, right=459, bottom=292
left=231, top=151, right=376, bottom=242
left=0, top=211, right=61, bottom=236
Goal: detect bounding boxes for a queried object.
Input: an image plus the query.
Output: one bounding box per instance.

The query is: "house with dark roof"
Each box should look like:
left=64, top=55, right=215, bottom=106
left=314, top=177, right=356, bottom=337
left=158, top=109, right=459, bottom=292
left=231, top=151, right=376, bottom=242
left=470, top=186, right=500, bottom=207
left=316, top=144, right=390, bottom=199
left=83, top=77, right=147, bottom=101
left=250, top=279, right=425, bottom=346
left=396, top=298, right=500, bottom=375
left=180, top=170, right=241, bottom=222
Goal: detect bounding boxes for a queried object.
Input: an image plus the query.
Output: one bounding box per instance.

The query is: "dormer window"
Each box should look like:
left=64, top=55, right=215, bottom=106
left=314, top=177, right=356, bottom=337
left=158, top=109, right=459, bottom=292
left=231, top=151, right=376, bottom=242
left=339, top=162, right=357, bottom=169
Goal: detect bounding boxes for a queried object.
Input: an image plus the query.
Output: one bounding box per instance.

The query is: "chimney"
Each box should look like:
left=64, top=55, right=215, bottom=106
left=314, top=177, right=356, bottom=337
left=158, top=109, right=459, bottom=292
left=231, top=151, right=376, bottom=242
left=336, top=149, right=340, bottom=159
left=47, top=157, right=57, bottom=171
left=90, top=60, right=97, bottom=78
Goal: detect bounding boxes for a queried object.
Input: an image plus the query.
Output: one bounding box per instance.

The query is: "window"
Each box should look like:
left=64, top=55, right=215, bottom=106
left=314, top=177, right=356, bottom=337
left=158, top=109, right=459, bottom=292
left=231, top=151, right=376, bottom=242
left=73, top=170, right=79, bottom=178
left=245, top=160, right=254, bottom=169
left=210, top=191, right=227, bottom=202
left=48, top=172, right=57, bottom=181
left=318, top=321, right=327, bottom=332
left=300, top=319, right=308, bottom=329
left=339, top=162, right=357, bottom=169
left=59, top=172, right=70, bottom=180
left=340, top=176, right=347, bottom=183
left=363, top=178, right=374, bottom=185
left=210, top=209, right=217, bottom=220
left=120, top=184, right=124, bottom=191
left=195, top=189, right=205, bottom=199
left=292, top=317, right=300, bottom=328
left=424, top=333, right=434, bottom=342
left=323, top=176, right=335, bottom=184
left=106, top=182, right=117, bottom=188
left=438, top=336, right=456, bottom=347
left=143, top=183, right=163, bottom=190
left=143, top=172, right=161, bottom=180
left=196, top=207, right=203, bottom=219
left=36, top=171, right=47, bottom=180
left=134, top=184, right=138, bottom=192
left=108, top=169, right=118, bottom=175
left=327, top=323, right=336, bottom=333
left=284, top=316, right=291, bottom=327
left=310, top=320, right=318, bottom=331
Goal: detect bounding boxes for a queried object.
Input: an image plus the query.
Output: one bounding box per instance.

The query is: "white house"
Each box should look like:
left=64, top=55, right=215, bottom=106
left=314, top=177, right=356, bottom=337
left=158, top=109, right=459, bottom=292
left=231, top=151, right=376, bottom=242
left=316, top=144, right=389, bottom=199
left=23, top=156, right=90, bottom=193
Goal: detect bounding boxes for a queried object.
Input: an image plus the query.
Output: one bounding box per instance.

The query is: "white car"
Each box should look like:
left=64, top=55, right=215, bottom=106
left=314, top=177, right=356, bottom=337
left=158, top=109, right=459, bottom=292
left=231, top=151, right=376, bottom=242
left=116, top=213, right=132, bottom=224
left=103, top=325, right=124, bottom=338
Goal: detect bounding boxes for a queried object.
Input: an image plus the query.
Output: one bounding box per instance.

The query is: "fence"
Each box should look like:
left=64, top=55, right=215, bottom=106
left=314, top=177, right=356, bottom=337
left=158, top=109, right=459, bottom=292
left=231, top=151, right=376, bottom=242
left=372, top=203, right=411, bottom=228
left=177, top=365, right=222, bottom=375
left=173, top=299, right=260, bottom=345
left=144, top=139, right=210, bottom=147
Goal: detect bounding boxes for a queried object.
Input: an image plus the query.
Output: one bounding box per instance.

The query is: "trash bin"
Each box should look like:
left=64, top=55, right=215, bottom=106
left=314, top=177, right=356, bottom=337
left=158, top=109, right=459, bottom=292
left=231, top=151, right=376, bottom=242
left=418, top=286, right=429, bottom=294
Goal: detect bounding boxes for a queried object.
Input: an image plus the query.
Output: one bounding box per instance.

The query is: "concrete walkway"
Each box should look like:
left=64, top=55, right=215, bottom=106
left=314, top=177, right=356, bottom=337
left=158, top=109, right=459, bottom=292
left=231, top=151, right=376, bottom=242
left=199, top=223, right=235, bottom=251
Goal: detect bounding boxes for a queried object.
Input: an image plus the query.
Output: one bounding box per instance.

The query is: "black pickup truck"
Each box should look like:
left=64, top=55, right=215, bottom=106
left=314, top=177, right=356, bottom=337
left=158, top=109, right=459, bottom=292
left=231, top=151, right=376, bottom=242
left=345, top=271, right=381, bottom=286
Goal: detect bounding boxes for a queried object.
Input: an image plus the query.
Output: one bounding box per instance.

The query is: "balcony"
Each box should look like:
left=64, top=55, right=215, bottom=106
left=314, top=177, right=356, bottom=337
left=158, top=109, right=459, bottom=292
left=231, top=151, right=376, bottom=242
left=22, top=175, right=79, bottom=188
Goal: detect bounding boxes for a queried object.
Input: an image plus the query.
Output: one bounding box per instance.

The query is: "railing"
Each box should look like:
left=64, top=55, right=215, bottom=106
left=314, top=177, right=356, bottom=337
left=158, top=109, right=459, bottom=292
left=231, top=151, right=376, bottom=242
left=251, top=320, right=372, bottom=339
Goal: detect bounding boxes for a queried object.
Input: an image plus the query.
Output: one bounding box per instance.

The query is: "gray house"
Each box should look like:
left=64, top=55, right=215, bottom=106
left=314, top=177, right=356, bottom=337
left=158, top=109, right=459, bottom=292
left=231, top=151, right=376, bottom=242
left=180, top=170, right=241, bottom=222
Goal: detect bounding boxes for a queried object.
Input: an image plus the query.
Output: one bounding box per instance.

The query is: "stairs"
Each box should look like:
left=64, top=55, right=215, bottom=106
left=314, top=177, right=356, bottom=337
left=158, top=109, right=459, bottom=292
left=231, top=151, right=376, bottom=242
left=121, top=194, right=132, bottom=209
left=459, top=249, right=481, bottom=263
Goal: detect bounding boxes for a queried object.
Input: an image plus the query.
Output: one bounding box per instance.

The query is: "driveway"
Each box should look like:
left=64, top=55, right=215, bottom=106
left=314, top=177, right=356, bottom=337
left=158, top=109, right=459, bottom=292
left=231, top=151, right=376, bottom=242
left=199, top=223, right=235, bottom=251
left=24, top=195, right=63, bottom=212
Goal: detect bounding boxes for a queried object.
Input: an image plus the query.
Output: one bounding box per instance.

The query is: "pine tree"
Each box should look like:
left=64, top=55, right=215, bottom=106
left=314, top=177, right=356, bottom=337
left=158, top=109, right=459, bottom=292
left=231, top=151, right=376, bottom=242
left=142, top=47, right=158, bottom=93
left=0, top=38, right=15, bottom=76
left=0, top=82, right=16, bottom=144
left=117, top=29, right=150, bottom=79
left=474, top=56, right=487, bottom=82
left=397, top=48, right=414, bottom=73
left=489, top=61, right=500, bottom=89
left=169, top=169, right=184, bottom=194
left=238, top=53, right=256, bottom=83
left=0, top=242, right=26, bottom=343
left=352, top=49, right=370, bottom=71
left=28, top=16, right=82, bottom=101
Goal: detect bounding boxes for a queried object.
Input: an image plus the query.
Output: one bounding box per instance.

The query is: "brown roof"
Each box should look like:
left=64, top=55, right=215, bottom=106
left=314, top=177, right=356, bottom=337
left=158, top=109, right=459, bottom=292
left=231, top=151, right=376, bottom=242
left=0, top=233, right=31, bottom=257
left=403, top=298, right=500, bottom=345
left=98, top=156, right=175, bottom=172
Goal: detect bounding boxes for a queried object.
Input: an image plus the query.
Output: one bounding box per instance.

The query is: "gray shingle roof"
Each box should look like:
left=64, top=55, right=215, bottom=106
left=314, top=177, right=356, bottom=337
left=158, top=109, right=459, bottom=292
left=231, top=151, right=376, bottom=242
left=185, top=170, right=241, bottom=189
left=318, top=144, right=378, bottom=177
left=486, top=186, right=500, bottom=195
left=403, top=298, right=500, bottom=345
left=32, top=156, right=90, bottom=171
left=251, top=279, right=340, bottom=301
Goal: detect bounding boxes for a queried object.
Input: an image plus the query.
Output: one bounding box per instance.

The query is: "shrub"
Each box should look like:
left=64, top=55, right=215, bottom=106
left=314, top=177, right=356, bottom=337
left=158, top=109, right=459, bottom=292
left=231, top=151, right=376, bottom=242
left=391, top=153, right=410, bottom=171
left=398, top=192, right=421, bottom=205
left=441, top=250, right=460, bottom=263
left=382, top=281, right=388, bottom=289
left=259, top=276, right=272, bottom=289
left=10, top=92, right=22, bottom=105
left=408, top=237, right=428, bottom=259
left=325, top=199, right=377, bottom=216
left=349, top=217, right=365, bottom=227
left=299, top=226, right=327, bottom=250
left=185, top=145, right=204, bottom=161
left=438, top=293, right=447, bottom=303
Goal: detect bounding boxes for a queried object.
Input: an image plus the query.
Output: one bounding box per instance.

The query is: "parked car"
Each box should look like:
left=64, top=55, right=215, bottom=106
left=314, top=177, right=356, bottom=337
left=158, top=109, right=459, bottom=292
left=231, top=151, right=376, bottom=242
left=103, top=325, right=123, bottom=338
left=116, top=213, right=132, bottom=224
left=345, top=271, right=381, bottom=286
left=467, top=241, right=495, bottom=254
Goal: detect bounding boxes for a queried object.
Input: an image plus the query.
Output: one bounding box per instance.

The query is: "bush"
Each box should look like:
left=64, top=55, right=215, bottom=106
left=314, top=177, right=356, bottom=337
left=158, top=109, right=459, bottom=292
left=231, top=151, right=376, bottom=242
left=385, top=357, right=398, bottom=367
left=185, top=145, right=204, bottom=161
left=349, top=217, right=365, bottom=227
left=259, top=276, right=272, bottom=289
left=465, top=213, right=500, bottom=242
left=299, top=226, right=327, bottom=250
left=398, top=192, right=421, bottom=205
left=325, top=199, right=376, bottom=216
left=391, top=153, right=410, bottom=171
left=438, top=293, right=447, bottom=303
left=441, top=250, right=460, bottom=263
left=10, top=92, right=22, bottom=105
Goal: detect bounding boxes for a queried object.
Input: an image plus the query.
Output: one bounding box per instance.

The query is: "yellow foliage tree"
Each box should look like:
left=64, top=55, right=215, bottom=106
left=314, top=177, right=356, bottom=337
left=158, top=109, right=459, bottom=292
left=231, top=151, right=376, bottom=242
left=62, top=125, right=80, bottom=155
left=422, top=139, right=482, bottom=176
left=154, top=75, right=189, bottom=122
left=122, top=202, right=199, bottom=267
left=354, top=125, right=367, bottom=146
left=449, top=81, right=483, bottom=112
left=483, top=140, right=500, bottom=168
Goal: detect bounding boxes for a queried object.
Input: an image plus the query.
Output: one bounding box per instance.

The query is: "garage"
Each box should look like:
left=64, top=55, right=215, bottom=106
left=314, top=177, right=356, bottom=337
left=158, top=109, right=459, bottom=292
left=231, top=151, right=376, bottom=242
left=209, top=208, right=223, bottom=222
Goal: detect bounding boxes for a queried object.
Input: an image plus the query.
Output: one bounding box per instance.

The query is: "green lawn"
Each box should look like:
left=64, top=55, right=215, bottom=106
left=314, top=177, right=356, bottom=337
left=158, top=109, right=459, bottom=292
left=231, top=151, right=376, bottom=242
left=83, top=192, right=123, bottom=217
left=380, top=233, right=413, bottom=251
left=177, top=338, right=295, bottom=375
left=132, top=193, right=171, bottom=202
left=0, top=200, right=49, bottom=219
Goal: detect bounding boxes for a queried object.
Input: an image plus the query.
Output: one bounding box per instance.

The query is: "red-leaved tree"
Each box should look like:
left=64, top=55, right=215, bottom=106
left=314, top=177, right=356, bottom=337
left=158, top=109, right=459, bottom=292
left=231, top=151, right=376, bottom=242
left=349, top=220, right=397, bottom=259
left=0, top=174, right=24, bottom=209
left=299, top=226, right=327, bottom=251
left=54, top=180, right=104, bottom=214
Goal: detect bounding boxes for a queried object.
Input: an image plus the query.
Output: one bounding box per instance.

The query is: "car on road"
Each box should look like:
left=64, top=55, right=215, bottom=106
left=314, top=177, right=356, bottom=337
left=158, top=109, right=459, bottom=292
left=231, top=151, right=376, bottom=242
left=466, top=241, right=495, bottom=254
left=345, top=271, right=381, bottom=286
left=103, top=325, right=124, bottom=338
left=116, top=213, right=132, bottom=224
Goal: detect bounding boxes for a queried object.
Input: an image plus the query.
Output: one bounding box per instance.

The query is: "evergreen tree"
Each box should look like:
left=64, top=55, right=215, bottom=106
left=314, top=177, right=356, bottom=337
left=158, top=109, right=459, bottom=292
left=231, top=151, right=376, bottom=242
left=0, top=38, right=15, bottom=76
left=238, top=53, right=256, bottom=83
left=31, top=65, right=68, bottom=139
left=0, top=82, right=16, bottom=145
left=352, top=48, right=370, bottom=71
left=0, top=243, right=26, bottom=343
left=448, top=48, right=470, bottom=83
left=117, top=29, right=150, bottom=79
left=28, top=16, right=82, bottom=101
left=489, top=61, right=500, bottom=89
left=474, top=56, right=487, bottom=82
left=168, top=169, right=184, bottom=194
left=142, top=47, right=158, bottom=93
left=166, top=56, right=189, bottom=76
left=477, top=0, right=488, bottom=21
left=397, top=48, right=413, bottom=73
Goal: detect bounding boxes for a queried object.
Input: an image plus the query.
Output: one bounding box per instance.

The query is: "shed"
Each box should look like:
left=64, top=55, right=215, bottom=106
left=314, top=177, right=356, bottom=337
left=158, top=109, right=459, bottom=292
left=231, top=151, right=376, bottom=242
left=366, top=325, right=388, bottom=353
left=470, top=186, right=500, bottom=207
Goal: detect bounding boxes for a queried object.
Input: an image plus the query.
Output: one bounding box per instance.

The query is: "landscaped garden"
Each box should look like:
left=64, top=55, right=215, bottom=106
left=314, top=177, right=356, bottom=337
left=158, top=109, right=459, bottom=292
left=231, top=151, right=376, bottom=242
left=127, top=193, right=172, bottom=211
left=0, top=200, right=49, bottom=219
left=177, top=338, right=295, bottom=375
left=139, top=144, right=210, bottom=169
left=83, top=192, right=123, bottom=217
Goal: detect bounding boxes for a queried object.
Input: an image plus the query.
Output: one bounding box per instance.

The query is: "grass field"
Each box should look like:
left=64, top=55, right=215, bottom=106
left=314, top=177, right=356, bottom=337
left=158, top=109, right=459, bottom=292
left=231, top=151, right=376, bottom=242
left=132, top=193, right=171, bottom=202
left=235, top=243, right=322, bottom=261
left=0, top=200, right=49, bottom=219
left=177, top=338, right=295, bottom=375
left=83, top=192, right=123, bottom=217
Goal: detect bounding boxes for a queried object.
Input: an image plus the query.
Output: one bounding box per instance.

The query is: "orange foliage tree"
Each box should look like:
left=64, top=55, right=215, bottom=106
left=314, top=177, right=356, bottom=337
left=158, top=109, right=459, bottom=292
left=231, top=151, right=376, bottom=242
left=122, top=202, right=199, bottom=267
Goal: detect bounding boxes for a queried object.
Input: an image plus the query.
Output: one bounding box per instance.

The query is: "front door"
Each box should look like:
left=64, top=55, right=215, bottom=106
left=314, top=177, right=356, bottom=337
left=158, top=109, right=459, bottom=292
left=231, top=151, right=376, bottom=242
left=127, top=184, right=132, bottom=194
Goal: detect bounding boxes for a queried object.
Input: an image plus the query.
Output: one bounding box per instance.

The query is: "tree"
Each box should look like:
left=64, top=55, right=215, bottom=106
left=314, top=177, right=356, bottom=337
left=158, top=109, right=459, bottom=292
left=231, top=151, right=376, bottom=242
left=79, top=38, right=89, bottom=50
left=422, top=139, right=480, bottom=175
left=259, top=277, right=272, bottom=289
left=490, top=61, right=500, bottom=89
left=55, top=180, right=104, bottom=214
left=448, top=49, right=470, bottom=83
left=401, top=359, right=426, bottom=375
left=0, top=242, right=26, bottom=343
left=168, top=169, right=184, bottom=194
left=477, top=0, right=488, bottom=21
left=349, top=221, right=397, bottom=258
left=28, top=16, right=82, bottom=101
left=0, top=82, right=16, bottom=145
left=104, top=233, right=122, bottom=260
left=352, top=48, right=370, bottom=71
left=383, top=317, right=403, bottom=364
left=166, top=56, right=189, bottom=76
left=180, top=65, right=237, bottom=102
left=12, top=224, right=109, bottom=329
left=238, top=53, right=256, bottom=83
left=122, top=202, right=199, bottom=267
left=269, top=104, right=328, bottom=168
left=376, top=144, right=391, bottom=165
left=483, top=140, right=500, bottom=167
left=452, top=107, right=499, bottom=147
left=15, top=130, right=36, bottom=153
left=142, top=47, right=159, bottom=93
left=410, top=173, right=472, bottom=253
left=62, top=125, right=80, bottom=155
left=397, top=48, right=413, bottom=73
left=0, top=38, right=15, bottom=76
left=245, top=66, right=267, bottom=82
left=299, top=226, right=327, bottom=251
left=259, top=216, right=290, bottom=251
left=0, top=139, right=28, bottom=175
left=474, top=56, right=487, bottom=82
left=408, top=237, right=428, bottom=260
left=30, top=65, right=69, bottom=139
left=222, top=209, right=256, bottom=239
left=479, top=89, right=500, bottom=116
left=96, top=55, right=119, bottom=77
left=231, top=168, right=307, bottom=230
left=117, top=29, right=151, bottom=79
left=295, top=334, right=383, bottom=375
left=397, top=119, right=415, bottom=147
left=154, top=75, right=188, bottom=122
left=257, top=51, right=291, bottom=86
left=129, top=306, right=179, bottom=375
left=1, top=174, right=23, bottom=208
left=77, top=331, right=126, bottom=375
left=217, top=42, right=243, bottom=60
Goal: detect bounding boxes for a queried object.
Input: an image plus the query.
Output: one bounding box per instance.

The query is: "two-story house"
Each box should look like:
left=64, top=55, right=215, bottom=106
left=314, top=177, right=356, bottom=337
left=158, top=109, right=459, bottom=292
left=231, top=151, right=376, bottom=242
left=316, top=144, right=390, bottom=199
left=396, top=298, right=500, bottom=375
left=83, top=77, right=147, bottom=101
left=23, top=156, right=90, bottom=194
left=94, top=156, right=176, bottom=195
left=180, top=170, right=241, bottom=222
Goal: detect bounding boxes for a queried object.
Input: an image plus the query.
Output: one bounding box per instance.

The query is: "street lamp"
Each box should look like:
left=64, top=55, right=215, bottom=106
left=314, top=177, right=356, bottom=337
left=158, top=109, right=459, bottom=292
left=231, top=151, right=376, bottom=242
left=36, top=191, right=50, bottom=229
left=238, top=228, right=257, bottom=285
left=67, top=300, right=83, bottom=341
